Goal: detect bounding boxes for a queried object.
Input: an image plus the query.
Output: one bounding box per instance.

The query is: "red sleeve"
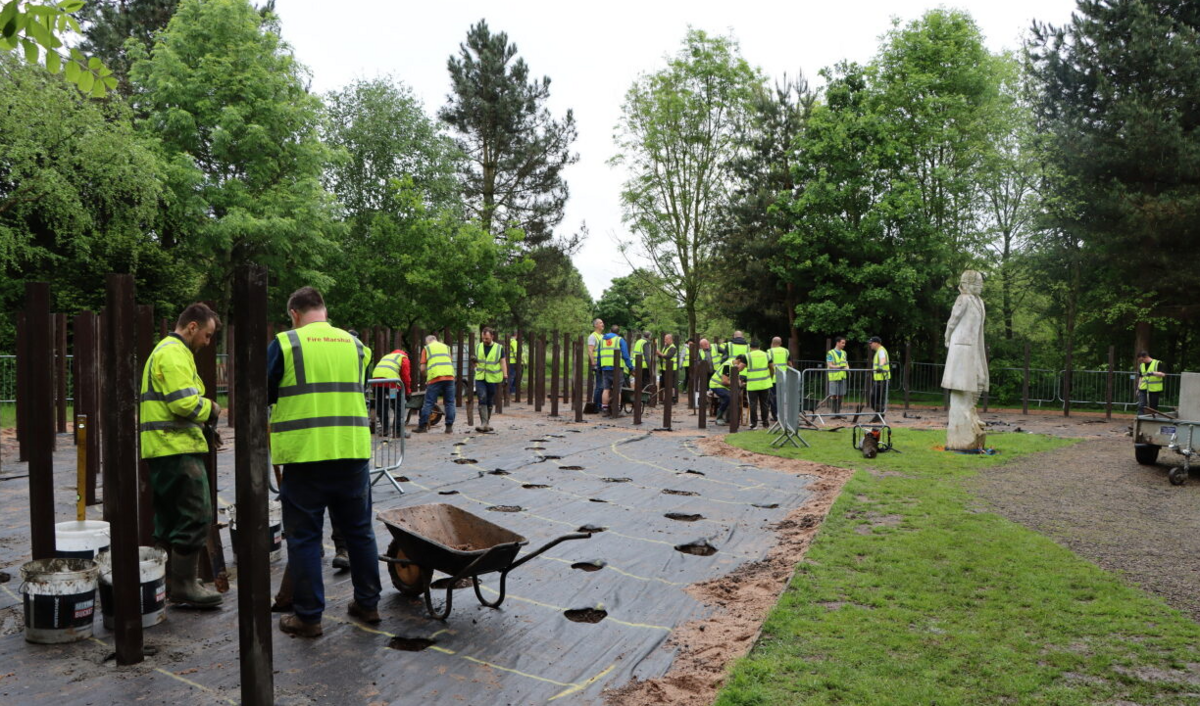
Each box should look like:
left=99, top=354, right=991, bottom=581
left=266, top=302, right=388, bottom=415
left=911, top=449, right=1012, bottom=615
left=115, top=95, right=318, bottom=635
left=400, top=355, right=412, bottom=394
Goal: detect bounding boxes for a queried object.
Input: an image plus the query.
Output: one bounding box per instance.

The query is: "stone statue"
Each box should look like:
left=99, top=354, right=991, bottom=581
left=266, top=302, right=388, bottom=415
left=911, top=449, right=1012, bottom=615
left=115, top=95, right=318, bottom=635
left=942, top=270, right=988, bottom=451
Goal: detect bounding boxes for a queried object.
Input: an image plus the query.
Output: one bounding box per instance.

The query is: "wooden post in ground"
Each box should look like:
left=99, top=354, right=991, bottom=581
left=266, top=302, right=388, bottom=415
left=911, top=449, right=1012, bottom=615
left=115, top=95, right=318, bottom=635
left=15, top=312, right=28, bottom=462
left=55, top=313, right=67, bottom=435
left=729, top=360, right=742, bottom=433
left=467, top=332, right=476, bottom=426
left=534, top=335, right=545, bottom=412
left=136, top=305, right=156, bottom=546
left=574, top=339, right=584, bottom=422
left=528, top=335, right=536, bottom=406
left=494, top=332, right=503, bottom=416
left=226, top=324, right=235, bottom=428
left=1022, top=342, right=1031, bottom=415
left=74, top=312, right=100, bottom=504
left=458, top=330, right=471, bottom=427
left=25, top=283, right=55, bottom=561
left=1106, top=345, right=1115, bottom=421
left=662, top=359, right=674, bottom=430
left=232, top=264, right=274, bottom=706
left=610, top=347, right=623, bottom=419
left=562, top=332, right=571, bottom=404
left=513, top=332, right=522, bottom=402
left=633, top=352, right=643, bottom=426
left=904, top=342, right=912, bottom=411
left=687, top=340, right=697, bottom=411
left=550, top=333, right=560, bottom=417
left=698, top=358, right=709, bottom=430
left=104, top=274, right=144, bottom=665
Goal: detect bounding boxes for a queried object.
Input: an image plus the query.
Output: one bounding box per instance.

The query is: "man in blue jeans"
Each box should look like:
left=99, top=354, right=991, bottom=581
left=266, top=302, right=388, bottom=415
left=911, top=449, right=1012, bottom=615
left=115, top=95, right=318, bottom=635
left=415, top=334, right=457, bottom=434
left=268, top=286, right=381, bottom=638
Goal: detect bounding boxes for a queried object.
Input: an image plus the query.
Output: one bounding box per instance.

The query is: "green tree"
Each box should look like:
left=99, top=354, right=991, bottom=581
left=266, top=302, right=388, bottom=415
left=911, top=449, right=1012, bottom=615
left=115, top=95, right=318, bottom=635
left=0, top=0, right=114, bottom=95
left=0, top=55, right=188, bottom=346
left=1028, top=0, right=1200, bottom=357
left=439, top=19, right=578, bottom=247
left=128, top=0, right=339, bottom=315
left=595, top=271, right=657, bottom=333
left=517, top=247, right=593, bottom=334
left=76, top=0, right=178, bottom=94
left=612, top=28, right=762, bottom=346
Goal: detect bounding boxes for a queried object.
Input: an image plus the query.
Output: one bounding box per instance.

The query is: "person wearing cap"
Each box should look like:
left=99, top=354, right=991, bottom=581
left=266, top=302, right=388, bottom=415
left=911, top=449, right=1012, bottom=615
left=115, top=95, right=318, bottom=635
left=868, top=336, right=890, bottom=415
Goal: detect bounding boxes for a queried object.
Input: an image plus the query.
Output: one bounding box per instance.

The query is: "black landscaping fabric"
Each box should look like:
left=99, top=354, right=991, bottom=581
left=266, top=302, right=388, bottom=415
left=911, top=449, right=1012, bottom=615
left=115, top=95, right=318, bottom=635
left=0, top=418, right=813, bottom=705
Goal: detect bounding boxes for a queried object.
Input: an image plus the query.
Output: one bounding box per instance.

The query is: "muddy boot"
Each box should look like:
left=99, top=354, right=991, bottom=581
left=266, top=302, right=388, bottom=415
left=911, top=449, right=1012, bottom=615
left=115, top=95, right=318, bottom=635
left=413, top=425, right=428, bottom=434
left=485, top=406, right=495, bottom=432
left=169, top=548, right=222, bottom=609
left=279, top=613, right=322, bottom=638
left=475, top=407, right=488, bottom=433
left=331, top=530, right=350, bottom=571
left=444, top=423, right=453, bottom=435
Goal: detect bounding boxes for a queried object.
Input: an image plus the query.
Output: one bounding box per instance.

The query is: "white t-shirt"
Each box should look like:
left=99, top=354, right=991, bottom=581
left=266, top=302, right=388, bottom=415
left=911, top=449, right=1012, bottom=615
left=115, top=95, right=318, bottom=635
left=587, top=331, right=603, bottom=364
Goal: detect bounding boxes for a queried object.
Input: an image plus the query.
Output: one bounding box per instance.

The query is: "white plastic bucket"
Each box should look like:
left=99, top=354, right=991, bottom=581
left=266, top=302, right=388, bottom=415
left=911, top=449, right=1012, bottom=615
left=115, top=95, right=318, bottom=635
left=229, top=500, right=283, bottom=563
left=20, top=558, right=99, bottom=644
left=95, top=547, right=168, bottom=630
left=54, top=520, right=110, bottom=561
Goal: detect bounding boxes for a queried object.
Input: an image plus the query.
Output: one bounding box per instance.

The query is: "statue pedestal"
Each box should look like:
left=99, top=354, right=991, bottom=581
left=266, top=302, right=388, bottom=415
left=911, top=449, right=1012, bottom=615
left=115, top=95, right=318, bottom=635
left=946, top=389, right=986, bottom=451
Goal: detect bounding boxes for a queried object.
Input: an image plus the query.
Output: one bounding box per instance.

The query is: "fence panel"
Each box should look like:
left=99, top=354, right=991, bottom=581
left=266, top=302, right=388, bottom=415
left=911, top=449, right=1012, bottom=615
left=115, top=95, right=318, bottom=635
left=1061, top=369, right=1181, bottom=410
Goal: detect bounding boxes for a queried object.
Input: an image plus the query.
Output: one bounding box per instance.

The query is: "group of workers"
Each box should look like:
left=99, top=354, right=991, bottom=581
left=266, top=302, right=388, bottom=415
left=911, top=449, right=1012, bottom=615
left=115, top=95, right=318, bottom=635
left=137, top=291, right=899, bottom=638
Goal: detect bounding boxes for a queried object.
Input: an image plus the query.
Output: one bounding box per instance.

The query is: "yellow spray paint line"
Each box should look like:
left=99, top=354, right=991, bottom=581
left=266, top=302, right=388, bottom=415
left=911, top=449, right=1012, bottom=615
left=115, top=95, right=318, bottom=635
left=548, top=663, right=617, bottom=701
left=475, top=585, right=670, bottom=632
left=2, top=584, right=19, bottom=603
left=606, top=439, right=777, bottom=506
left=86, top=636, right=238, bottom=705
left=609, top=436, right=758, bottom=490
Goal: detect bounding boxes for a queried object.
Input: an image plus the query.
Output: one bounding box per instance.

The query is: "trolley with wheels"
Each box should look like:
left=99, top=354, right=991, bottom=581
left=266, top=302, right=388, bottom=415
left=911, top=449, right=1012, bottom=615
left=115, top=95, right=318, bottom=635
left=378, top=504, right=591, bottom=620
left=1133, top=371, right=1200, bottom=485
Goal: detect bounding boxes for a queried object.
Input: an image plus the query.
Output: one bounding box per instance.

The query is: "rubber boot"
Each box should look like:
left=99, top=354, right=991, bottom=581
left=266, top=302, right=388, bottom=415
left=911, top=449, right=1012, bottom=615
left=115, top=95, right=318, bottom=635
left=484, top=406, right=494, bottom=433
left=475, top=407, right=488, bottom=433
left=414, top=425, right=428, bottom=434
left=444, top=423, right=453, bottom=435
left=169, top=548, right=222, bottom=609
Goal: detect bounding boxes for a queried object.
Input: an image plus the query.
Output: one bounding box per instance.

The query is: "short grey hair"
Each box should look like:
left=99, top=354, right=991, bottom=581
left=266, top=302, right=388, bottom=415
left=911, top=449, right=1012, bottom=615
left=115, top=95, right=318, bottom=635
left=425, top=334, right=438, bottom=343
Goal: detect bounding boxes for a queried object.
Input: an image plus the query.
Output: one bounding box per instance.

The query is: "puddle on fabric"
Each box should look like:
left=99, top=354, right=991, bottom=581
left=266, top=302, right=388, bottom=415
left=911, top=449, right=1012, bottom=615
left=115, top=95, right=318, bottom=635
left=674, top=540, right=718, bottom=556
left=560, top=465, right=585, bottom=471
left=588, top=498, right=608, bottom=503
left=664, top=512, right=704, bottom=522
left=431, top=577, right=472, bottom=590
left=662, top=489, right=699, bottom=497
left=522, top=484, right=550, bottom=490
left=437, top=490, right=460, bottom=496
left=564, top=608, right=608, bottom=624
left=577, top=524, right=607, bottom=533
left=487, top=469, right=510, bottom=476
left=453, top=458, right=477, bottom=465
left=752, top=503, right=780, bottom=509
left=602, top=477, right=632, bottom=483
left=571, top=561, right=605, bottom=572
left=388, top=636, right=435, bottom=652
left=487, top=505, right=523, bottom=513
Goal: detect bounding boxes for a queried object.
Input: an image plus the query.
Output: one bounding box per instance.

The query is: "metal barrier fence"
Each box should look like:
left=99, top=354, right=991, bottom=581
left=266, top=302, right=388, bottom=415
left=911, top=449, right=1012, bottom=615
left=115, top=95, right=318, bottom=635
left=799, top=366, right=891, bottom=425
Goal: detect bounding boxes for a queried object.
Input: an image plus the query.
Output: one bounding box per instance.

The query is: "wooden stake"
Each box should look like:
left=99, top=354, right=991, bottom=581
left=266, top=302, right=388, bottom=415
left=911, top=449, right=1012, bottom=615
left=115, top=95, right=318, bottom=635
left=25, top=283, right=55, bottom=560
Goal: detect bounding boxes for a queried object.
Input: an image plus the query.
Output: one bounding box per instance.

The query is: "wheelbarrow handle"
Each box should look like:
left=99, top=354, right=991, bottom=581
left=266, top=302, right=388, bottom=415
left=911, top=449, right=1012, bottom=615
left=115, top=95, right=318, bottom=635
left=508, top=532, right=592, bottom=572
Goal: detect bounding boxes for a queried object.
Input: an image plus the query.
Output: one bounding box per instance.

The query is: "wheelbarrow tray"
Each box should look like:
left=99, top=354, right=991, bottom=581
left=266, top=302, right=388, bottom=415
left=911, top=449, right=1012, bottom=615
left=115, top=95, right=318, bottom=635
left=378, top=504, right=527, bottom=578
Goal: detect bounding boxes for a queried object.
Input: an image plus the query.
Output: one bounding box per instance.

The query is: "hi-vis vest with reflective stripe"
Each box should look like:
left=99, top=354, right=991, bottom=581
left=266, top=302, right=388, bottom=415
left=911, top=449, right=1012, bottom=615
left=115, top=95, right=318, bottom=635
left=1140, top=359, right=1163, bottom=392
left=632, top=338, right=648, bottom=363
left=827, top=348, right=848, bottom=381
left=139, top=336, right=212, bottom=459
left=476, top=342, right=503, bottom=383
left=424, top=341, right=455, bottom=382
left=743, top=350, right=772, bottom=391
left=873, top=346, right=891, bottom=381
left=710, top=361, right=734, bottom=390
left=270, top=323, right=370, bottom=464
left=659, top=344, right=677, bottom=372
left=372, top=351, right=407, bottom=382
left=727, top=342, right=749, bottom=362
left=599, top=336, right=622, bottom=369
left=508, top=338, right=525, bottom=364
left=769, top=346, right=788, bottom=382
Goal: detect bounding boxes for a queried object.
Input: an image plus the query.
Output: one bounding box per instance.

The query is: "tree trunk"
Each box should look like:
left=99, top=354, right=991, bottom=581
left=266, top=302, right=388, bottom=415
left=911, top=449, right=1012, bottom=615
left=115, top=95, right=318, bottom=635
left=1134, top=320, right=1152, bottom=359
left=786, top=281, right=799, bottom=360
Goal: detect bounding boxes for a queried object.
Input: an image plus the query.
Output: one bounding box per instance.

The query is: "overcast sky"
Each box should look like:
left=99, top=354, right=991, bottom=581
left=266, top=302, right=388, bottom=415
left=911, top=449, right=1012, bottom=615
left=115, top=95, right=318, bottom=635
left=273, top=0, right=1080, bottom=300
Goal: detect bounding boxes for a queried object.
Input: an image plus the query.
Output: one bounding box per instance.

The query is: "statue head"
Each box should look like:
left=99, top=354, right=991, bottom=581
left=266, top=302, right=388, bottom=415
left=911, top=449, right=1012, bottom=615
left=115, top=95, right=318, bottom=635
left=959, top=270, right=983, bottom=296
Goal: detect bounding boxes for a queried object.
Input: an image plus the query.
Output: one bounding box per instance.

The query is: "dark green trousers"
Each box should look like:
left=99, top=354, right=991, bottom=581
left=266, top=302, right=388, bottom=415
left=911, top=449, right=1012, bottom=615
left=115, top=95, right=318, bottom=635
left=148, top=453, right=211, bottom=553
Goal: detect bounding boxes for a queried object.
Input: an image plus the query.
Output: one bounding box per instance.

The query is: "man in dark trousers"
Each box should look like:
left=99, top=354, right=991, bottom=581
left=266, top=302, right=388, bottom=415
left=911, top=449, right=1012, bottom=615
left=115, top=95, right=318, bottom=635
left=269, top=287, right=381, bottom=637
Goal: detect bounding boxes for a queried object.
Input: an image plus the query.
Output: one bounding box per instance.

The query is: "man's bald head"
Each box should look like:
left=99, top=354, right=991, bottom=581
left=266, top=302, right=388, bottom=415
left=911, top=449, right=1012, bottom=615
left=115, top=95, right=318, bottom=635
left=772, top=336, right=782, bottom=346
left=734, top=330, right=743, bottom=339
left=699, top=338, right=710, bottom=349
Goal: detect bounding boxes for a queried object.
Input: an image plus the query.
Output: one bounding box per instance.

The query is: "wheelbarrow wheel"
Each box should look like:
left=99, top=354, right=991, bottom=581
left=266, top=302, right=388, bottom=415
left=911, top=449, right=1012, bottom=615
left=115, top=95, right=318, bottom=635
left=386, top=539, right=432, bottom=597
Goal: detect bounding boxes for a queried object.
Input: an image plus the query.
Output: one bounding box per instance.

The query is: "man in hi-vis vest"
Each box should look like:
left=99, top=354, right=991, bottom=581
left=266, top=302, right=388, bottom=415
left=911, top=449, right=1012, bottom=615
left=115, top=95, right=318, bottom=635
left=139, top=303, right=223, bottom=609
left=1136, top=350, right=1166, bottom=415
left=268, top=287, right=381, bottom=638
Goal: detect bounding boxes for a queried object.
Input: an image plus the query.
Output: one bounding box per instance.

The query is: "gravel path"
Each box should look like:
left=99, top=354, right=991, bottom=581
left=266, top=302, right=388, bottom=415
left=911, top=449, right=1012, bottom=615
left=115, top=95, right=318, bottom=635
left=973, top=435, right=1200, bottom=621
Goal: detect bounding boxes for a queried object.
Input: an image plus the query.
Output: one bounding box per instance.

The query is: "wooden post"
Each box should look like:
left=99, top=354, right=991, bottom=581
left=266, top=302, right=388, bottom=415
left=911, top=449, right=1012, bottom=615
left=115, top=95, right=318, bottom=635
left=494, top=332, right=503, bottom=416
left=467, top=332, right=476, bottom=426
left=74, top=312, right=100, bottom=504
left=662, top=359, right=674, bottom=430
left=458, top=330, right=470, bottom=427
left=1106, top=345, right=1115, bottom=421
left=226, top=323, right=235, bottom=427
left=729, top=359, right=742, bottom=433
left=534, top=335, right=544, bottom=412
left=904, top=342, right=912, bottom=411
left=25, top=283, right=56, bottom=560
left=136, top=305, right=156, bottom=547
left=527, top=335, right=536, bottom=406
left=574, top=339, right=584, bottom=422
left=562, top=332, right=571, bottom=404
left=513, top=332, right=522, bottom=401
left=687, top=340, right=697, bottom=410
left=15, top=312, right=28, bottom=462
left=550, top=333, right=560, bottom=417
left=1022, top=342, right=1031, bottom=415
left=633, top=353, right=643, bottom=426
left=698, top=358, right=709, bottom=429
left=55, top=313, right=67, bottom=434
left=586, top=354, right=594, bottom=414
left=104, top=274, right=144, bottom=665
left=232, top=265, right=274, bottom=706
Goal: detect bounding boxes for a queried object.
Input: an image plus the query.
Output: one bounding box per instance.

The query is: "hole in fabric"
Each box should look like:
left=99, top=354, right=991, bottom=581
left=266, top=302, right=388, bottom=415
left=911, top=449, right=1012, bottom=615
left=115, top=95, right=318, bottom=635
left=588, top=498, right=608, bottom=503
left=664, top=512, right=704, bottom=522
left=752, top=503, right=780, bottom=509
left=525, top=447, right=544, bottom=451
left=674, top=540, right=717, bottom=556
left=388, top=637, right=434, bottom=652
left=394, top=475, right=411, bottom=482
left=681, top=469, right=705, bottom=476
left=539, top=455, right=562, bottom=461
left=453, top=442, right=467, bottom=447
left=564, top=608, right=608, bottom=624
left=567, top=429, right=583, bottom=433
left=522, top=483, right=550, bottom=489
left=662, top=489, right=699, bottom=497
left=571, top=561, right=605, bottom=572
left=437, top=490, right=459, bottom=496
left=560, top=465, right=584, bottom=471
left=548, top=434, right=565, bottom=438
left=577, top=524, right=606, bottom=533
left=487, top=505, right=523, bottom=513
left=529, top=439, right=549, bottom=443
left=431, top=577, right=472, bottom=590
left=488, top=469, right=510, bottom=476
left=602, top=477, right=632, bottom=483
left=454, top=458, right=477, bottom=465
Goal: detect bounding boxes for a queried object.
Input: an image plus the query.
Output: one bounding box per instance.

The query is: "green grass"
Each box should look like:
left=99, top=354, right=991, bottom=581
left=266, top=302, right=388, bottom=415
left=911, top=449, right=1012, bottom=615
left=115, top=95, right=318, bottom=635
left=715, top=428, right=1200, bottom=706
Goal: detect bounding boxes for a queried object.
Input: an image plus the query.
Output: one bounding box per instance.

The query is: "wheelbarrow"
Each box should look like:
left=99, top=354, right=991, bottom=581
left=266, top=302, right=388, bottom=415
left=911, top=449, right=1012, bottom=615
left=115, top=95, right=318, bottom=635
left=403, top=390, right=444, bottom=428
left=378, top=504, right=591, bottom=620
left=620, top=383, right=657, bottom=415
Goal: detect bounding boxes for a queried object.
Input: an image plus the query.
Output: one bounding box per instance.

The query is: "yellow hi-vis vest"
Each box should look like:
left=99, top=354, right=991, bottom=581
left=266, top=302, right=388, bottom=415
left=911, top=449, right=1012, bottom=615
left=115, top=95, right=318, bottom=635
left=598, top=336, right=622, bottom=369
left=424, top=341, right=455, bottom=382
left=827, top=348, right=848, bottom=381
left=139, top=335, right=213, bottom=459
left=709, top=361, right=734, bottom=390
left=742, top=349, right=772, bottom=391
left=270, top=322, right=370, bottom=464
left=873, top=346, right=891, bottom=381
left=372, top=351, right=407, bottom=382
left=508, top=338, right=524, bottom=364
left=659, top=344, right=677, bottom=372
left=1140, top=359, right=1163, bottom=392
left=727, top=341, right=749, bottom=362
left=769, top=346, right=788, bottom=383
left=476, top=342, right=503, bottom=383
left=632, top=338, right=648, bottom=364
